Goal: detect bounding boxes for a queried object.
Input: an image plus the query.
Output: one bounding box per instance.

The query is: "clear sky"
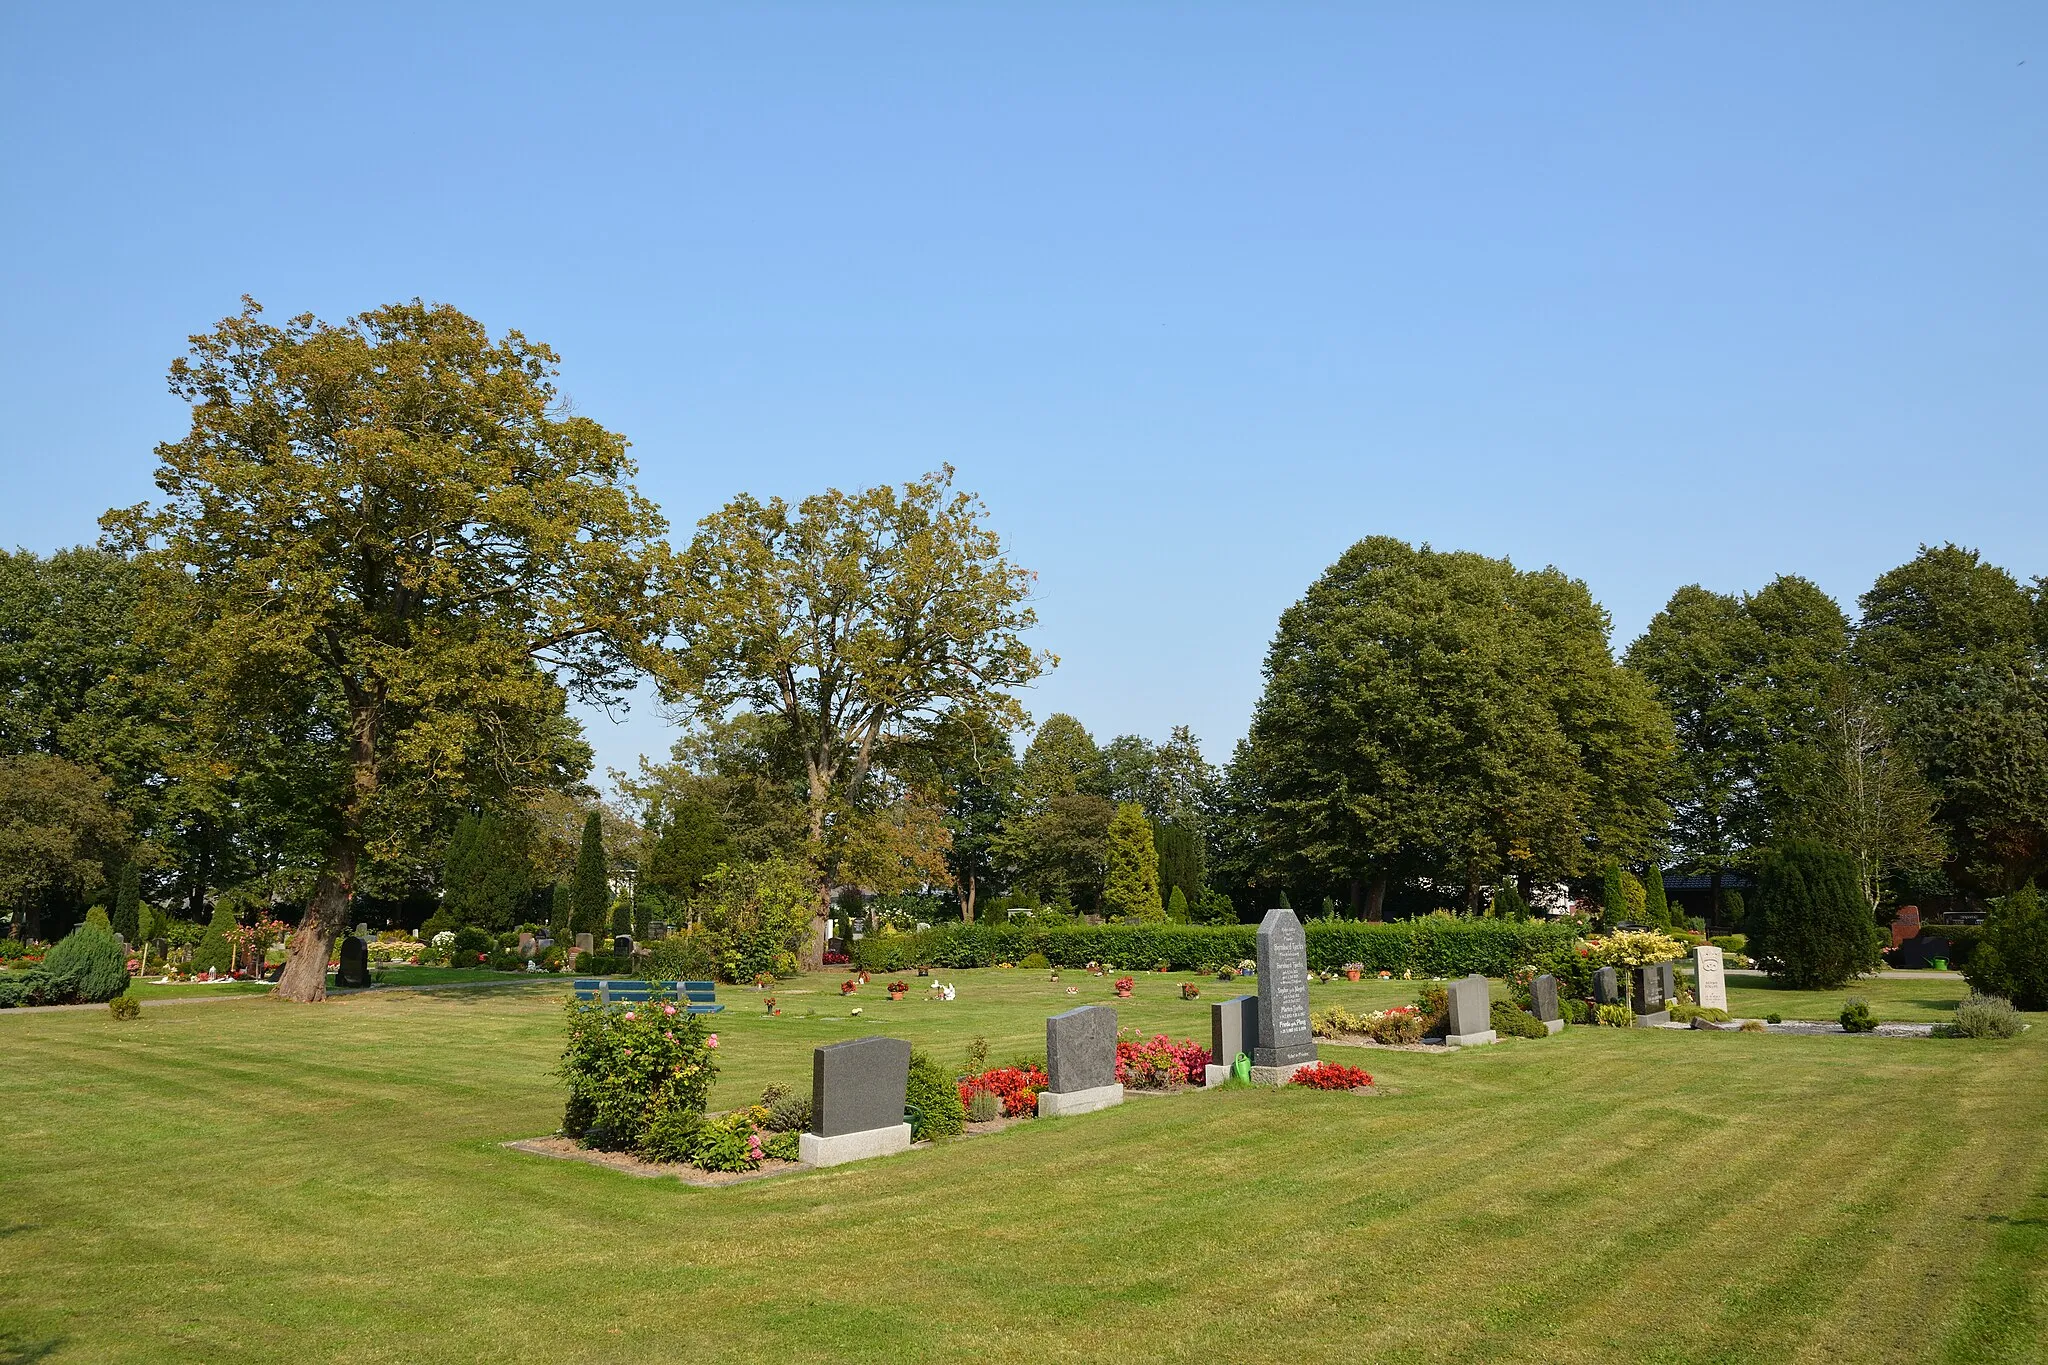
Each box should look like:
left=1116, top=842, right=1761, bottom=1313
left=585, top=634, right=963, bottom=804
left=3, top=3, right=2042, bottom=792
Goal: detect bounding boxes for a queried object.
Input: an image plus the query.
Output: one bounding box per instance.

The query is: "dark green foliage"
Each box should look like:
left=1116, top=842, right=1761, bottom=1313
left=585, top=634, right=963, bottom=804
left=1751, top=841, right=1882, bottom=988
left=449, top=925, right=491, bottom=967
left=441, top=811, right=532, bottom=932
left=572, top=811, right=609, bottom=938
left=1723, top=889, right=1746, bottom=925
left=1167, top=886, right=1190, bottom=922
left=1601, top=862, right=1628, bottom=926
left=644, top=931, right=718, bottom=982
left=764, top=1092, right=812, bottom=1133
left=1488, top=882, right=1530, bottom=921
left=644, top=791, right=738, bottom=900
left=906, top=1049, right=965, bottom=1141
left=0, top=968, right=52, bottom=1007
left=190, top=898, right=237, bottom=974
left=1642, top=866, right=1670, bottom=928
left=112, top=860, right=141, bottom=941
left=851, top=918, right=1584, bottom=978
left=1153, top=821, right=1205, bottom=914
left=1963, top=883, right=2048, bottom=1010
left=572, top=952, right=629, bottom=976
left=640, top=1108, right=704, bottom=1163
left=548, top=882, right=572, bottom=943
left=1838, top=998, right=1878, bottom=1032
left=42, top=924, right=130, bottom=1003
left=1490, top=1000, right=1547, bottom=1038
left=1192, top=887, right=1239, bottom=925
left=108, top=993, right=141, bottom=1020
left=612, top=896, right=632, bottom=940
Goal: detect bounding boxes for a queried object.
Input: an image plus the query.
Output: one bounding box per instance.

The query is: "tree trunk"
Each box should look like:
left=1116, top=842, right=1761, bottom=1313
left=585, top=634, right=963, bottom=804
left=1365, top=874, right=1388, bottom=922
left=805, top=779, right=831, bottom=971
left=1348, top=876, right=1362, bottom=919
left=272, top=844, right=356, bottom=1002
left=963, top=872, right=977, bottom=924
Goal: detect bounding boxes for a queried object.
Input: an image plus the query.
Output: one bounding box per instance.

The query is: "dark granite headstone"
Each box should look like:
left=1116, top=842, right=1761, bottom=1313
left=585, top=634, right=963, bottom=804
left=336, top=935, right=372, bottom=988
left=1046, top=1005, right=1118, bottom=1093
left=1530, top=973, right=1561, bottom=1023
left=809, top=1036, right=912, bottom=1138
left=1211, top=994, right=1258, bottom=1065
left=613, top=934, right=634, bottom=957
left=1593, top=966, right=1621, bottom=1005
left=1631, top=963, right=1665, bottom=1012
left=1253, top=908, right=1316, bottom=1067
left=1656, top=960, right=1676, bottom=1005
left=1445, top=974, right=1491, bottom=1036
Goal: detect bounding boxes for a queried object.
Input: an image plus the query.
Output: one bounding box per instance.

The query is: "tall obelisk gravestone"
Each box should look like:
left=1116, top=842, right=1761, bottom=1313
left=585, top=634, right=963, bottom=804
left=1251, top=907, right=1317, bottom=1084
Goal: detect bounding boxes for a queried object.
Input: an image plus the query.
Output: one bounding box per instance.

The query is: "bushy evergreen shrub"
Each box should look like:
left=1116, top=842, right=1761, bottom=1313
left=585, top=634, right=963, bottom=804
left=1750, top=842, right=1881, bottom=989
left=1488, top=883, right=1530, bottom=921
left=764, top=1091, right=812, bottom=1133
left=1642, top=865, right=1671, bottom=928
left=1963, top=884, right=2048, bottom=1011
left=191, top=900, right=237, bottom=974
left=1490, top=1000, right=1547, bottom=1038
left=1838, top=998, right=1878, bottom=1033
left=112, top=859, right=141, bottom=941
left=108, top=993, right=141, bottom=1020
left=84, top=905, right=113, bottom=933
left=42, top=925, right=130, bottom=1003
left=907, top=1049, right=965, bottom=1140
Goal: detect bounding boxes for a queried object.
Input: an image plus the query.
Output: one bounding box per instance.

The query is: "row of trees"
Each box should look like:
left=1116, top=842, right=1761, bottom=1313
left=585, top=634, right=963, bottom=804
left=5, top=294, right=2041, bottom=1000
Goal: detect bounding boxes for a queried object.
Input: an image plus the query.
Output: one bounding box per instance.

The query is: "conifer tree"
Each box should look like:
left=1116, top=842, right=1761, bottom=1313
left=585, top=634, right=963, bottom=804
left=1751, top=840, right=1881, bottom=988
left=84, top=904, right=113, bottom=932
left=1601, top=861, right=1628, bottom=926
left=112, top=859, right=141, bottom=941
left=1102, top=802, right=1163, bottom=921
left=1167, top=886, right=1190, bottom=922
left=1642, top=865, right=1671, bottom=928
left=1490, top=882, right=1531, bottom=921
left=572, top=811, right=609, bottom=937
left=192, top=899, right=237, bottom=974
left=549, top=882, right=572, bottom=943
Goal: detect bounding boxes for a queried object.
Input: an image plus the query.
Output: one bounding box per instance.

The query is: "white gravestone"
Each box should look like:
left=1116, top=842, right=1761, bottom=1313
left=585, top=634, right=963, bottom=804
left=1691, top=944, right=1728, bottom=1012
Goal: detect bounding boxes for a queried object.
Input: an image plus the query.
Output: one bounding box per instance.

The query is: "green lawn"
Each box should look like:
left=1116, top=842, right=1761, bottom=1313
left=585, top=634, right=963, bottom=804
left=3, top=968, right=2044, bottom=1364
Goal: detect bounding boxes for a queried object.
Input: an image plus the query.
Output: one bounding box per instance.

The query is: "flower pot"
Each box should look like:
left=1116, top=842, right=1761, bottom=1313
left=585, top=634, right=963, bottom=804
left=1346, top=970, right=1361, bottom=982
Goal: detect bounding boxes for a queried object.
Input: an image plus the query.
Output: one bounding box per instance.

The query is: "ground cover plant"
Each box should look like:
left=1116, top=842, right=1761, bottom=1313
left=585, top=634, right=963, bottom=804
left=2, top=966, right=2045, bottom=1364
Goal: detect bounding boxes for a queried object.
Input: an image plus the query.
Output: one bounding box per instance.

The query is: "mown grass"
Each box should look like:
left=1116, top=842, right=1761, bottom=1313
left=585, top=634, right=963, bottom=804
left=2, top=968, right=2042, bottom=1364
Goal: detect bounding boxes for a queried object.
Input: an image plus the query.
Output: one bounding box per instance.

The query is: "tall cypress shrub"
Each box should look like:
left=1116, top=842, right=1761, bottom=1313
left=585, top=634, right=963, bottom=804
left=112, top=859, right=142, bottom=941
left=191, top=900, right=238, bottom=974
left=1751, top=841, right=1881, bottom=989
left=549, top=883, right=572, bottom=943
left=468, top=813, right=531, bottom=931
left=1642, top=865, right=1671, bottom=928
left=1153, top=822, right=1205, bottom=915
left=572, top=811, right=609, bottom=937
left=1167, top=886, right=1190, bottom=922
left=1489, top=882, right=1530, bottom=921
left=1102, top=803, right=1163, bottom=921
left=439, top=814, right=481, bottom=928
left=1601, top=861, right=1628, bottom=927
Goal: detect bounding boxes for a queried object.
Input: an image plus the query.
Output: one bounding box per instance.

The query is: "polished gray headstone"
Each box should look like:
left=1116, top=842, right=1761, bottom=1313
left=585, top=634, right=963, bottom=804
left=1046, top=1005, right=1118, bottom=1093
left=1445, top=974, right=1492, bottom=1036
left=1211, top=994, right=1258, bottom=1067
left=1253, top=908, right=1316, bottom=1067
left=1631, top=962, right=1665, bottom=1012
left=1530, top=973, right=1562, bottom=1022
left=809, top=1036, right=912, bottom=1138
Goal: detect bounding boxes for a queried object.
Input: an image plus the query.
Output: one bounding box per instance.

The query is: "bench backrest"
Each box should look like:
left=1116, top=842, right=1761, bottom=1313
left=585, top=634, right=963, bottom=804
left=571, top=979, right=720, bottom=1005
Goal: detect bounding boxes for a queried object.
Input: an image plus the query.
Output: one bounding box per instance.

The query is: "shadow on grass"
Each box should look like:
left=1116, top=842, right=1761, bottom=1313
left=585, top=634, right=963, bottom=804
left=0, top=1332, right=65, bottom=1364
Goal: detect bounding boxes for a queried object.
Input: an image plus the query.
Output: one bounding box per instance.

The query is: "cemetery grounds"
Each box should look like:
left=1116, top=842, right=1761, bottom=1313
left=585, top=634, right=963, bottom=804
left=1, top=969, right=2043, bottom=1364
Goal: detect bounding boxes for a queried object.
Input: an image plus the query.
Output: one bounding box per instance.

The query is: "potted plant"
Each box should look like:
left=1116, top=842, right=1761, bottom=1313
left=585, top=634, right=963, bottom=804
left=840, top=978, right=858, bottom=996
left=1344, top=961, right=1364, bottom=982
left=1113, top=975, right=1135, bottom=999
left=1181, top=982, right=1201, bottom=1000
left=887, top=980, right=910, bottom=1001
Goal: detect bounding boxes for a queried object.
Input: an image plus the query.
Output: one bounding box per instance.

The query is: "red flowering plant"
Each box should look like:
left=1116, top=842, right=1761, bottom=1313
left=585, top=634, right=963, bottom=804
left=556, top=994, right=717, bottom=1152
left=1114, top=1032, right=1211, bottom=1090
left=1289, top=1060, right=1375, bottom=1091
left=1112, top=975, right=1134, bottom=998
left=958, top=1065, right=1048, bottom=1117
left=823, top=950, right=851, bottom=965
left=839, top=978, right=859, bottom=996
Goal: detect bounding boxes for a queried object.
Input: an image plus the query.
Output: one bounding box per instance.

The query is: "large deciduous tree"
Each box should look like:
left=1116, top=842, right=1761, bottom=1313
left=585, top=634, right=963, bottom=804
left=655, top=468, right=1047, bottom=965
left=1854, top=545, right=2048, bottom=895
left=1236, top=537, right=1670, bottom=915
left=105, top=299, right=669, bottom=1000
left=0, top=754, right=131, bottom=939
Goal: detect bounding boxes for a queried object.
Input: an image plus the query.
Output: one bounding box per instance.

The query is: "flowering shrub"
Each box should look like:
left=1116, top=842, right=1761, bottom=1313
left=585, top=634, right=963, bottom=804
left=1112, top=975, right=1134, bottom=997
left=1290, top=1061, right=1375, bottom=1090
left=840, top=979, right=858, bottom=996
left=1181, top=982, right=1201, bottom=1000
left=1311, top=1003, right=1425, bottom=1045
left=1114, top=1032, right=1211, bottom=1090
left=823, top=951, right=850, bottom=965
left=958, top=1065, right=1047, bottom=1117
left=557, top=995, right=717, bottom=1152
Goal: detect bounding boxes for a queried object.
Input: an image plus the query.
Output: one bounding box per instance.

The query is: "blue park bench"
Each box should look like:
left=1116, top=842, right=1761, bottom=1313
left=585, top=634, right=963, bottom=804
left=570, top=979, right=724, bottom=1013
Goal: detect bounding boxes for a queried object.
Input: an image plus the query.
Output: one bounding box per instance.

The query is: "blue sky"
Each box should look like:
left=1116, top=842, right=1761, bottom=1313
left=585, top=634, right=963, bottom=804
left=3, top=3, right=2042, bottom=791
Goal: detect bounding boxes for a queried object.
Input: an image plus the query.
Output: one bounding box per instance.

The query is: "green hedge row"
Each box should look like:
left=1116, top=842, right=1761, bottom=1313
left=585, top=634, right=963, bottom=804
left=850, top=919, right=1583, bottom=978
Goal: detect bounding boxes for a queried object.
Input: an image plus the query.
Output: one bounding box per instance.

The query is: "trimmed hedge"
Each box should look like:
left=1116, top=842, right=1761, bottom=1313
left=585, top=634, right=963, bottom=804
left=851, top=919, right=1582, bottom=978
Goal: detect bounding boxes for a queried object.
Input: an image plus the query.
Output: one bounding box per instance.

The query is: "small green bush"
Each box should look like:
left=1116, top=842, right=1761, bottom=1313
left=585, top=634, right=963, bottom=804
left=42, top=926, right=130, bottom=1004
left=1596, top=1003, right=1633, bottom=1028
left=448, top=925, right=492, bottom=967
left=1669, top=1003, right=1730, bottom=1024
left=965, top=1090, right=1000, bottom=1122
left=641, top=1108, right=703, bottom=1163
left=1490, top=1000, right=1547, bottom=1038
left=1019, top=952, right=1049, bottom=969
left=907, top=1049, right=964, bottom=1141
left=1839, top=998, right=1878, bottom=1033
left=1560, top=998, right=1592, bottom=1025
left=107, top=993, right=142, bottom=1020
left=763, top=1130, right=801, bottom=1161
left=1709, top=935, right=1748, bottom=955
left=574, top=952, right=628, bottom=976
left=689, top=1110, right=764, bottom=1171
left=1936, top=993, right=2025, bottom=1039
left=1766, top=1012, right=1783, bottom=1024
